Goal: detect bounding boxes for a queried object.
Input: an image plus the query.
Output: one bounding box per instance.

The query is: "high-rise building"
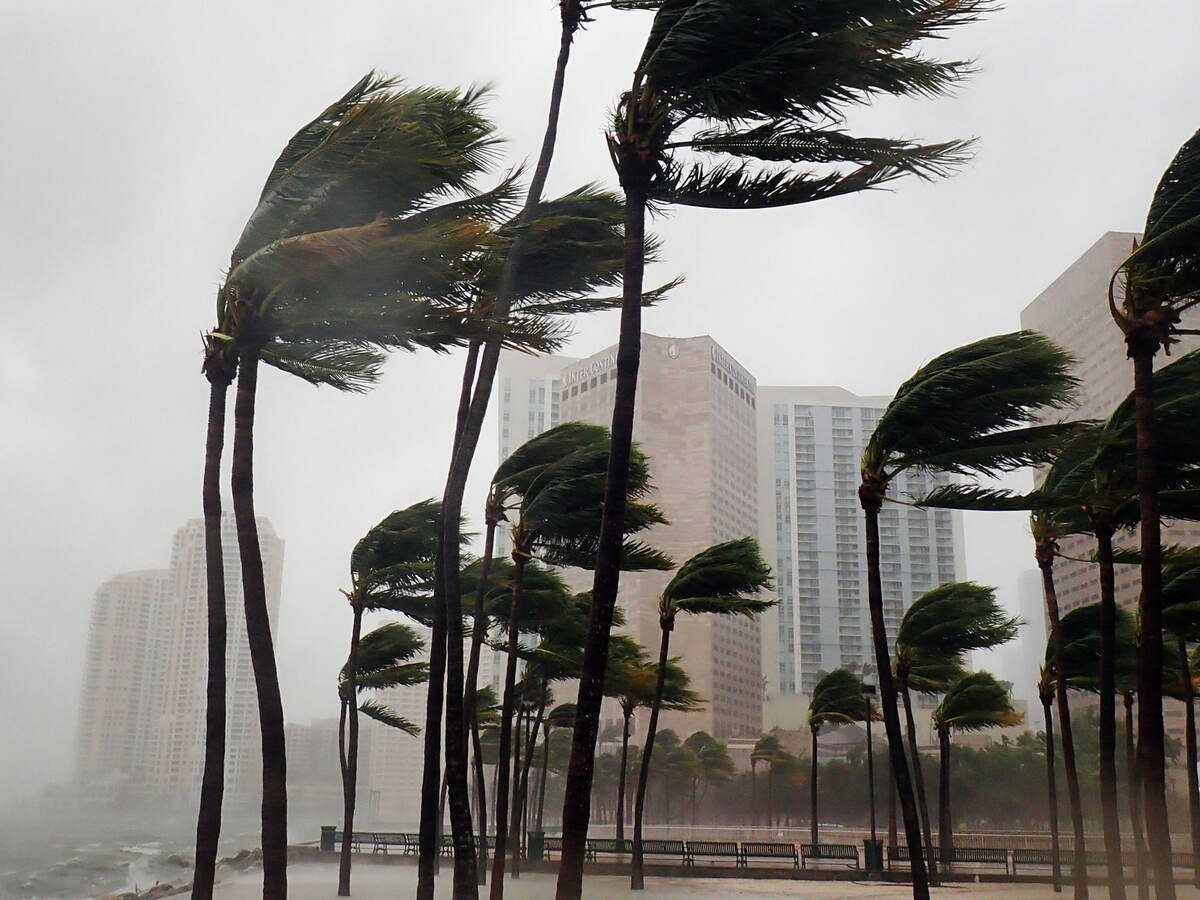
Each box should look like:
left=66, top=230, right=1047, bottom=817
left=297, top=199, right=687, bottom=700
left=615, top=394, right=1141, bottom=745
left=74, top=514, right=284, bottom=802
left=156, top=514, right=284, bottom=799
left=499, top=335, right=763, bottom=740
left=75, top=569, right=172, bottom=795
left=1016, top=568, right=1047, bottom=731
left=1021, top=230, right=1200, bottom=747
left=755, top=387, right=966, bottom=719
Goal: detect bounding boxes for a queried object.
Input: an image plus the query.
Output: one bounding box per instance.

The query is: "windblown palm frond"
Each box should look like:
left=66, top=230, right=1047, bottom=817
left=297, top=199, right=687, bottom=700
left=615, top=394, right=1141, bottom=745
left=1049, top=603, right=1139, bottom=695
left=808, top=668, right=872, bottom=731
left=897, top=582, right=1020, bottom=664
left=358, top=699, right=420, bottom=736
left=865, top=332, right=1080, bottom=480
left=662, top=537, right=774, bottom=620
left=933, top=672, right=1022, bottom=735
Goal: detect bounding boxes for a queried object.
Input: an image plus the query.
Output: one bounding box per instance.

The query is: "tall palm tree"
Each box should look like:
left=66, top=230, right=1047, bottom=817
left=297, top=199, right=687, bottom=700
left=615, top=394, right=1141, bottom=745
left=631, top=538, right=772, bottom=889
left=1109, top=126, right=1200, bottom=900
left=489, top=427, right=669, bottom=897
left=932, top=672, right=1022, bottom=862
left=692, top=736, right=735, bottom=824
left=209, top=77, right=517, bottom=900
left=557, top=7, right=990, bottom=893
left=893, top=582, right=1018, bottom=877
left=434, top=188, right=678, bottom=897
left=861, top=330, right=1078, bottom=897
left=335, top=502, right=443, bottom=895
left=749, top=733, right=782, bottom=828
left=429, top=1, right=682, bottom=888
left=1163, top=550, right=1200, bottom=883
left=808, top=668, right=872, bottom=846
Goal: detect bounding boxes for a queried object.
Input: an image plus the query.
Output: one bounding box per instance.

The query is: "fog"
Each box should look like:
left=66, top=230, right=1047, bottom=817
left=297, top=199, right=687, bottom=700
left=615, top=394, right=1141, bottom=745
left=2, top=0, right=1197, bottom=838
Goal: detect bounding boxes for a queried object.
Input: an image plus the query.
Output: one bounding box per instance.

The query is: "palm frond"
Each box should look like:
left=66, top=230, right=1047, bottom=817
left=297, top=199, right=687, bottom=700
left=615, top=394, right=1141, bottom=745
left=260, top=340, right=384, bottom=392
left=809, top=667, right=872, bottom=730
left=359, top=699, right=420, bottom=736
left=933, top=672, right=1022, bottom=734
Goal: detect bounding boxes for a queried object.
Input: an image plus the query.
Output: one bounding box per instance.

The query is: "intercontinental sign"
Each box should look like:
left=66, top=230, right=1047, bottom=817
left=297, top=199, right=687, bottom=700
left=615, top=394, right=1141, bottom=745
left=562, top=352, right=618, bottom=388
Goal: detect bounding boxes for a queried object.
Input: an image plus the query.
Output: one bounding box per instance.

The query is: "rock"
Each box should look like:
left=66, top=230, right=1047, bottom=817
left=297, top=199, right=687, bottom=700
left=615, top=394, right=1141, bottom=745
left=164, top=854, right=191, bottom=868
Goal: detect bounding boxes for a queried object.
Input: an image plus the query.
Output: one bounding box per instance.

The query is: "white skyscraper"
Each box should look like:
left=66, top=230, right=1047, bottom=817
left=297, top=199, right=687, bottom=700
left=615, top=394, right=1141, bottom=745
left=75, top=515, right=284, bottom=802
left=756, top=386, right=966, bottom=720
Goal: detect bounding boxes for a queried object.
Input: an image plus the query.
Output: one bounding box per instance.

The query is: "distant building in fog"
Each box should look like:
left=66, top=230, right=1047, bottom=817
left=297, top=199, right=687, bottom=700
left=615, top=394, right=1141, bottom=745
left=75, top=569, right=172, bottom=794
left=74, top=514, right=283, bottom=802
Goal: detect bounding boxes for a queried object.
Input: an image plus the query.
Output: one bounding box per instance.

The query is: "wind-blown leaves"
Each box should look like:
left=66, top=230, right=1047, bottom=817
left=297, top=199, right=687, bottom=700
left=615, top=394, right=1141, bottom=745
left=359, top=698, right=420, bottom=736
left=933, top=672, right=1022, bottom=735
left=662, top=537, right=774, bottom=619
left=809, top=668, right=872, bottom=731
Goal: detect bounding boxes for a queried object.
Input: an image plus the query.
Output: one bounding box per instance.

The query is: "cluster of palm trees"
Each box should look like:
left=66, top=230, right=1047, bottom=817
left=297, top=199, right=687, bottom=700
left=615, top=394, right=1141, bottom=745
left=189, top=2, right=1200, bottom=899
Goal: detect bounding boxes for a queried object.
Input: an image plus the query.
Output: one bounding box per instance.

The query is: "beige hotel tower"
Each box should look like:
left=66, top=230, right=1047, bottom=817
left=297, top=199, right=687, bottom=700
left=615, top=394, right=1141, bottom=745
left=499, top=335, right=763, bottom=740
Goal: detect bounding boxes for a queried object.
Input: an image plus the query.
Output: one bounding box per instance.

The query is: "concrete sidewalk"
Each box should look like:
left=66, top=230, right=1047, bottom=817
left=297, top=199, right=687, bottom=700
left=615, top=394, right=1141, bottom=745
left=214, top=862, right=1200, bottom=899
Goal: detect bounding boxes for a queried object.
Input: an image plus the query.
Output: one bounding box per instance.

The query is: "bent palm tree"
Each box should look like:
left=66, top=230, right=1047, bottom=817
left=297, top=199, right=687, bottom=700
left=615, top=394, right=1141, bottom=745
left=558, top=6, right=990, bottom=892
left=862, top=330, right=1078, bottom=896
left=808, top=668, right=872, bottom=846
left=1109, top=126, right=1200, bottom=900
left=932, top=673, right=1021, bottom=862
left=1038, top=665, right=1064, bottom=892
left=894, top=582, right=1018, bottom=876
left=338, top=621, right=428, bottom=883
left=335, top=502, right=442, bottom=895
left=207, top=76, right=519, bottom=900
left=631, top=538, right=772, bottom=889
left=491, top=426, right=669, bottom=896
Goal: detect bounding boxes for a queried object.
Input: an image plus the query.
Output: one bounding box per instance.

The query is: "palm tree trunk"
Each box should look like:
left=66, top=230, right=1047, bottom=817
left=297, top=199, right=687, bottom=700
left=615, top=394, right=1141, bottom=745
left=463, top=516, right=496, bottom=742
left=690, top=776, right=697, bottom=827
left=1038, top=552, right=1088, bottom=899
left=1043, top=694, right=1063, bottom=893
left=859, top=487, right=929, bottom=900
left=901, top=683, right=938, bottom=881
left=418, top=552, right=448, bottom=898
left=490, top=552, right=527, bottom=897
left=810, top=728, right=819, bottom=846
left=536, top=721, right=551, bottom=832
left=1129, top=344, right=1175, bottom=900
left=616, top=709, right=632, bottom=843
left=192, top=367, right=232, bottom=900
left=1094, top=522, right=1126, bottom=899
left=514, top=689, right=547, bottom=878
left=766, top=767, right=773, bottom=828
left=230, top=348, right=287, bottom=900
left=937, top=728, right=951, bottom=869
left=1178, top=637, right=1200, bottom=885
left=1125, top=692, right=1150, bottom=900
left=888, top=756, right=897, bottom=849
left=471, top=714, right=489, bottom=886
left=750, top=761, right=758, bottom=827
left=556, top=169, right=649, bottom=900
left=338, top=602, right=365, bottom=896
left=428, top=0, right=587, bottom=889
left=631, top=621, right=671, bottom=890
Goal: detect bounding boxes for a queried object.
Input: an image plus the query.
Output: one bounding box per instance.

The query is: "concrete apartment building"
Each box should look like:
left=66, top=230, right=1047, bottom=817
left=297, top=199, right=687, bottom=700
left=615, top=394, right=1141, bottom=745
left=75, top=514, right=284, bottom=802
left=498, top=335, right=763, bottom=740
left=755, top=387, right=965, bottom=729
left=75, top=569, right=172, bottom=798
left=1021, top=230, right=1200, bottom=746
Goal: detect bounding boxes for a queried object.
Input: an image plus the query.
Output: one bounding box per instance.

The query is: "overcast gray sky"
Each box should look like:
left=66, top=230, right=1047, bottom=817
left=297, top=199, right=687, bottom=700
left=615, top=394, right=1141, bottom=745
left=3, top=0, right=1199, bottom=806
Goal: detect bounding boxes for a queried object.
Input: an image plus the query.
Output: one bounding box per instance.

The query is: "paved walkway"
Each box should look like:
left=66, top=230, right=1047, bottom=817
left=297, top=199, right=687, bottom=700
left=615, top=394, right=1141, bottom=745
left=213, top=862, right=1200, bottom=899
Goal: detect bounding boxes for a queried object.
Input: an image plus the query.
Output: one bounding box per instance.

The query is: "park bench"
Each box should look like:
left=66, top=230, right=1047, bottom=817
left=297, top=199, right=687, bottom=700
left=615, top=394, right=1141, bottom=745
left=585, top=838, right=632, bottom=861
left=685, top=840, right=743, bottom=867
left=368, top=832, right=408, bottom=854
left=1173, top=851, right=1196, bottom=868
left=742, top=841, right=799, bottom=869
left=544, top=836, right=563, bottom=859
left=801, top=843, right=858, bottom=869
left=939, top=846, right=1009, bottom=873
left=886, top=844, right=941, bottom=870
left=639, top=839, right=687, bottom=864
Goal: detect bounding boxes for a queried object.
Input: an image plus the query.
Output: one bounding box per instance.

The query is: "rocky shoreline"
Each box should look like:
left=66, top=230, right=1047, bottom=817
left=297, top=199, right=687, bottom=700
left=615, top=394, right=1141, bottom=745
left=97, top=848, right=264, bottom=900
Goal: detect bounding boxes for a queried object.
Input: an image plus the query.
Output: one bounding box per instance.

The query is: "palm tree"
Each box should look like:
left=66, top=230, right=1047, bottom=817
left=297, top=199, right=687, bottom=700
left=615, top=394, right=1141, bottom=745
left=209, top=77, right=516, bottom=900
left=861, top=330, right=1078, bottom=896
left=557, top=6, right=990, bottom=892
left=335, top=502, right=442, bottom=895
left=691, top=736, right=734, bottom=825
left=808, top=668, right=873, bottom=846
left=749, top=733, right=782, bottom=828
left=631, top=538, right=772, bottom=888
left=338, top=622, right=427, bottom=881
left=1163, top=549, right=1200, bottom=883
left=1109, top=127, right=1200, bottom=900
left=490, top=426, right=669, bottom=896
left=1038, top=664, right=1064, bottom=893
left=893, top=582, right=1018, bottom=877
left=932, top=673, right=1021, bottom=864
